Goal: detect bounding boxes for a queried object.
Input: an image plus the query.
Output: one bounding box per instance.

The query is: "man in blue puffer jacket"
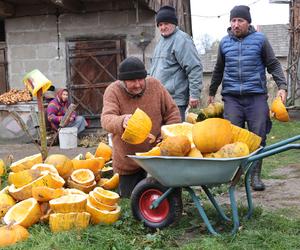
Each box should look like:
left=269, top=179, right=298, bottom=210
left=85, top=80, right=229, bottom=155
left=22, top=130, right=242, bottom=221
left=208, top=5, right=287, bottom=191
left=150, top=5, right=203, bottom=121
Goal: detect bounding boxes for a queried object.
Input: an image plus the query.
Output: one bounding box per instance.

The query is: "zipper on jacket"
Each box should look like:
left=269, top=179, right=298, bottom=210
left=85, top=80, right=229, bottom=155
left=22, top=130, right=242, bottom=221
left=238, top=40, right=242, bottom=95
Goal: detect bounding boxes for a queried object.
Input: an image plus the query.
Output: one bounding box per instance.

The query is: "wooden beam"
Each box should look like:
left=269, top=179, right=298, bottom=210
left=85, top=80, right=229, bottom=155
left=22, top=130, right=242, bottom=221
left=0, top=1, right=15, bottom=17
left=49, top=0, right=85, bottom=13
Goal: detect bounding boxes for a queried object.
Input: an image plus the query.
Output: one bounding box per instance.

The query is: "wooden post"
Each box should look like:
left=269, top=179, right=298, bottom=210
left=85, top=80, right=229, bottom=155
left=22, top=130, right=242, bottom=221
left=288, top=0, right=300, bottom=106
left=36, top=89, right=48, bottom=161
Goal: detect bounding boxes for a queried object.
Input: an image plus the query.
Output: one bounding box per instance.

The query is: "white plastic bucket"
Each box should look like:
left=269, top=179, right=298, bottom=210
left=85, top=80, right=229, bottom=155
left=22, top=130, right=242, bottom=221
left=59, top=127, right=78, bottom=149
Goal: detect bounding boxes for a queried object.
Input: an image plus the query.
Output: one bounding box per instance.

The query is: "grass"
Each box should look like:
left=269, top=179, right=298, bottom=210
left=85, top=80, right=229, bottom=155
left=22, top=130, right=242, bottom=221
left=1, top=120, right=300, bottom=250
left=263, top=120, right=300, bottom=178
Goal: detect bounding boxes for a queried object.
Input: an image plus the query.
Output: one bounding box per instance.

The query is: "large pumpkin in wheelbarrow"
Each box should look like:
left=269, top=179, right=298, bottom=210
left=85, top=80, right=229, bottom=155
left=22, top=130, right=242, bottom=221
left=131, top=177, right=182, bottom=229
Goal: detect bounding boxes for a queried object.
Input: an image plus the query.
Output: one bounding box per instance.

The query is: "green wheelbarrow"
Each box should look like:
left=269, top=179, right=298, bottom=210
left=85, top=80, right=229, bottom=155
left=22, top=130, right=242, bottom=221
left=128, top=135, right=300, bottom=235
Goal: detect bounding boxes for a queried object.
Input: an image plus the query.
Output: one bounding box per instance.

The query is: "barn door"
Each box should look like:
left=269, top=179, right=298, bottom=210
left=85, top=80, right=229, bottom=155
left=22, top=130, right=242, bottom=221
left=0, top=42, right=8, bottom=94
left=66, top=39, right=125, bottom=128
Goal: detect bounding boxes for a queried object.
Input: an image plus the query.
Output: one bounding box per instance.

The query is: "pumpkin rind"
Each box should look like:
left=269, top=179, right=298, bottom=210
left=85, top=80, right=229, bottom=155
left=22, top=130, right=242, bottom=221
left=70, top=169, right=95, bottom=186
left=196, top=102, right=224, bottom=121
left=71, top=158, right=105, bottom=174
left=93, top=187, right=119, bottom=205
left=10, top=153, right=42, bottom=173
left=0, top=224, right=29, bottom=247
left=187, top=147, right=203, bottom=158
left=160, top=135, right=191, bottom=156
left=121, top=108, right=152, bottom=144
left=44, top=154, right=73, bottom=179
left=49, top=194, right=87, bottom=213
left=0, top=158, right=5, bottom=176
left=270, top=97, right=289, bottom=122
left=67, top=178, right=96, bottom=193
left=95, top=142, right=112, bottom=162
left=136, top=146, right=161, bottom=156
left=0, top=193, right=16, bottom=218
left=32, top=186, right=65, bottom=202
left=49, top=212, right=90, bottom=232
left=3, top=197, right=42, bottom=228
left=86, top=198, right=120, bottom=224
left=31, top=163, right=59, bottom=176
left=192, top=118, right=233, bottom=153
left=214, top=142, right=249, bottom=158
left=230, top=124, right=262, bottom=152
left=8, top=172, right=65, bottom=201
left=8, top=169, right=41, bottom=188
left=88, top=193, right=117, bottom=211
left=101, top=173, right=119, bottom=190
left=186, top=112, right=198, bottom=124
left=161, top=122, right=194, bottom=145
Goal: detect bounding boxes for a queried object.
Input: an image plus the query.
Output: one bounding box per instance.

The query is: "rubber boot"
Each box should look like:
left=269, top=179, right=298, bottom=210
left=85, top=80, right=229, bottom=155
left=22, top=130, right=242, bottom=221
left=251, top=160, right=265, bottom=191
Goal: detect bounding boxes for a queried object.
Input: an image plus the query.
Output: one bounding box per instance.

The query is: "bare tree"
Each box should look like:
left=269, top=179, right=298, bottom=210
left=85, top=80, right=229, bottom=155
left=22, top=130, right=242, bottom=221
left=194, top=33, right=213, bottom=54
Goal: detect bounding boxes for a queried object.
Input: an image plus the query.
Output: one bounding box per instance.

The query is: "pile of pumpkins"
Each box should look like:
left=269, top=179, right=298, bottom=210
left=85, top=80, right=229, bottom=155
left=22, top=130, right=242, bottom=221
left=119, top=107, right=261, bottom=158
left=132, top=97, right=290, bottom=158
left=0, top=142, right=121, bottom=247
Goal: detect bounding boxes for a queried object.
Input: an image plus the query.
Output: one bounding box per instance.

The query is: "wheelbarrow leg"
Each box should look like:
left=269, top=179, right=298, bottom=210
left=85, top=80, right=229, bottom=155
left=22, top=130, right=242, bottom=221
left=185, top=187, right=219, bottom=236
left=201, top=185, right=230, bottom=222
left=229, top=186, right=240, bottom=235
left=244, top=167, right=254, bottom=219
left=149, top=187, right=174, bottom=209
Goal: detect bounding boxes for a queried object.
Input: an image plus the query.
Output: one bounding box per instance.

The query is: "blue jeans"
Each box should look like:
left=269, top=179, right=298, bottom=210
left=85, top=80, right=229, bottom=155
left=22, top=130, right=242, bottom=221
left=67, top=116, right=87, bottom=134
left=222, top=94, right=272, bottom=146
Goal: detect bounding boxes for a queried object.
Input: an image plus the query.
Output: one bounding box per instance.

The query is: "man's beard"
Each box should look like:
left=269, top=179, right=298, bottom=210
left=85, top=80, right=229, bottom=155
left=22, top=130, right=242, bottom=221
left=120, top=81, right=146, bottom=98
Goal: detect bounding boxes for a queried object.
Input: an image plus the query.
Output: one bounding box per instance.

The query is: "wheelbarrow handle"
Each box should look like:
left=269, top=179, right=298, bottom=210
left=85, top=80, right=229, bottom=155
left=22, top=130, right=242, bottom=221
left=245, top=143, right=300, bottom=163
left=261, top=134, right=300, bottom=153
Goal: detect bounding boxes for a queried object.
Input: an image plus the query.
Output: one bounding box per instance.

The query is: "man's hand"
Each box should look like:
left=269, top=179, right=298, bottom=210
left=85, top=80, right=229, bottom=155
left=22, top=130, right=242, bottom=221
left=122, top=114, right=132, bottom=129
left=277, top=89, right=287, bottom=103
left=189, top=98, right=199, bottom=108
left=69, top=117, right=75, bottom=122
left=208, top=96, right=215, bottom=104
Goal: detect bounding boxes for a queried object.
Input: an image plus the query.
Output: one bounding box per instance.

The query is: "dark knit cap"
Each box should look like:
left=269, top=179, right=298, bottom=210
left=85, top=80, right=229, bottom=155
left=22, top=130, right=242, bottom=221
left=230, top=5, right=252, bottom=23
left=156, top=5, right=178, bottom=26
left=118, top=57, right=147, bottom=80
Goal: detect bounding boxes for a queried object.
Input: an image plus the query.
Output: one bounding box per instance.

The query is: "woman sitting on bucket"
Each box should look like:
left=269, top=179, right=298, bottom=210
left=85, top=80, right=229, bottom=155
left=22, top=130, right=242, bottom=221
left=47, top=88, right=87, bottom=134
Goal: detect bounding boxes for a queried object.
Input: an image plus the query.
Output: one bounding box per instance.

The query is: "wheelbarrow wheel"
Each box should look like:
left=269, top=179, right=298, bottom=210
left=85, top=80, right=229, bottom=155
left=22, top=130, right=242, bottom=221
left=131, top=177, right=183, bottom=229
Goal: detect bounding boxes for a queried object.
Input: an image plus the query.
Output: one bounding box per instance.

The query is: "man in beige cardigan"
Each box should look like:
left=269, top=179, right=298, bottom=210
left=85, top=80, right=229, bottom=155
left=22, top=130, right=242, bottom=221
left=101, top=57, right=181, bottom=198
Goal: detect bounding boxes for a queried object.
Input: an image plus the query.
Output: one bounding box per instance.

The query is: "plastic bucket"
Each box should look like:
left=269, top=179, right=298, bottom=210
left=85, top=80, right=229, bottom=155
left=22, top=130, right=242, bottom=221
left=59, top=127, right=78, bottom=149
left=23, top=69, right=52, bottom=96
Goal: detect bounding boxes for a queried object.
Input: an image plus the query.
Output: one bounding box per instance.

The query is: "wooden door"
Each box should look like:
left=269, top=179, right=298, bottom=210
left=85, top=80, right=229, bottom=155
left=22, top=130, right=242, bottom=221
left=66, top=39, right=125, bottom=128
left=0, top=42, right=8, bottom=94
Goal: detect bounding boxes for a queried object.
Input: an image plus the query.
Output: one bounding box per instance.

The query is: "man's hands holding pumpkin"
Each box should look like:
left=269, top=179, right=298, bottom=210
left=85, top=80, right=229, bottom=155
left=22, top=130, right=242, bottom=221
left=189, top=97, right=199, bottom=108
left=122, top=114, right=132, bottom=129
left=277, top=89, right=287, bottom=103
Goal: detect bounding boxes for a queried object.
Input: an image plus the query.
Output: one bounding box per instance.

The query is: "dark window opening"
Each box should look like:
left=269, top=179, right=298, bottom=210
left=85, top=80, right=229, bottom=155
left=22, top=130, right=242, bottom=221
left=0, top=20, right=5, bottom=41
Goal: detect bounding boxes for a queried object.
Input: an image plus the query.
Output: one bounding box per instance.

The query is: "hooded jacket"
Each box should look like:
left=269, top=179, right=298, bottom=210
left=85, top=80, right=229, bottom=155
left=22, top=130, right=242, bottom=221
left=150, top=27, right=203, bottom=106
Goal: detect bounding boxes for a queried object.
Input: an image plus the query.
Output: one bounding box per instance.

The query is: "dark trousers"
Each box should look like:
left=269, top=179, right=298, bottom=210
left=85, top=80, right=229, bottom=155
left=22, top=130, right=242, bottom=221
left=222, top=94, right=272, bottom=146
left=178, top=105, right=188, bottom=122
left=118, top=169, right=147, bottom=198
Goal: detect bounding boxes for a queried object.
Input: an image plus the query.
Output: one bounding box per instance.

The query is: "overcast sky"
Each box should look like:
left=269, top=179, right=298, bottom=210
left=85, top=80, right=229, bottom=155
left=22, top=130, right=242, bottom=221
left=190, top=0, right=290, bottom=41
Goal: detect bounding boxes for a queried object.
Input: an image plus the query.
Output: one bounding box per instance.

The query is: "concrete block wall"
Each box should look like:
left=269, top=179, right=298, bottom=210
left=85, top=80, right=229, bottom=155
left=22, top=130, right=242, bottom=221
left=5, top=9, right=155, bottom=90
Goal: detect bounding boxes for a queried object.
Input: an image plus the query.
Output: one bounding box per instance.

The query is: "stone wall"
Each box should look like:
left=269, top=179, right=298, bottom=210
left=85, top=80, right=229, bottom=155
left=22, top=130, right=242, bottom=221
left=5, top=9, right=156, bottom=90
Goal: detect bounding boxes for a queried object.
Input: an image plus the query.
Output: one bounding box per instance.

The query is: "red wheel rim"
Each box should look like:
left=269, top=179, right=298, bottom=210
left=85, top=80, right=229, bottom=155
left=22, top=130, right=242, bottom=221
left=139, top=189, right=170, bottom=223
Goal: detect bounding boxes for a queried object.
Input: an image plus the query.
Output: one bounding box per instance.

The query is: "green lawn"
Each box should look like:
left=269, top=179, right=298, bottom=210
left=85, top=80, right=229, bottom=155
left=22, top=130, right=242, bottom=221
left=2, top=120, right=300, bottom=250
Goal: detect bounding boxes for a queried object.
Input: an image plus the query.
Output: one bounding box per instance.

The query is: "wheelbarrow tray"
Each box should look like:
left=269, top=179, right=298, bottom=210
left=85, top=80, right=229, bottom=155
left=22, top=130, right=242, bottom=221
left=128, top=148, right=261, bottom=187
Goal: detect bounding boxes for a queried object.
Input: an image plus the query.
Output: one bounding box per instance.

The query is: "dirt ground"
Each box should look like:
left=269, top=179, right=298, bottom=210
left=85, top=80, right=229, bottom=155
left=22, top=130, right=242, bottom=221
left=0, top=143, right=97, bottom=162
left=1, top=143, right=300, bottom=216
left=217, top=163, right=300, bottom=216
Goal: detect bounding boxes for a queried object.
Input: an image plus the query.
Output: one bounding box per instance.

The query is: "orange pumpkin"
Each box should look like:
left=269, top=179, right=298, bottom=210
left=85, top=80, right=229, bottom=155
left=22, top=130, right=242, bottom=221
left=270, top=97, right=289, bottom=122
left=192, top=118, right=232, bottom=153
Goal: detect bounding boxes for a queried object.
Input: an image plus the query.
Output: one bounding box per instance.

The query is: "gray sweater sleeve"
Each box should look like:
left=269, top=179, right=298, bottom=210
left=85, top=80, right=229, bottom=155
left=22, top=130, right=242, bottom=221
left=262, top=38, right=287, bottom=90
left=209, top=45, right=224, bottom=96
